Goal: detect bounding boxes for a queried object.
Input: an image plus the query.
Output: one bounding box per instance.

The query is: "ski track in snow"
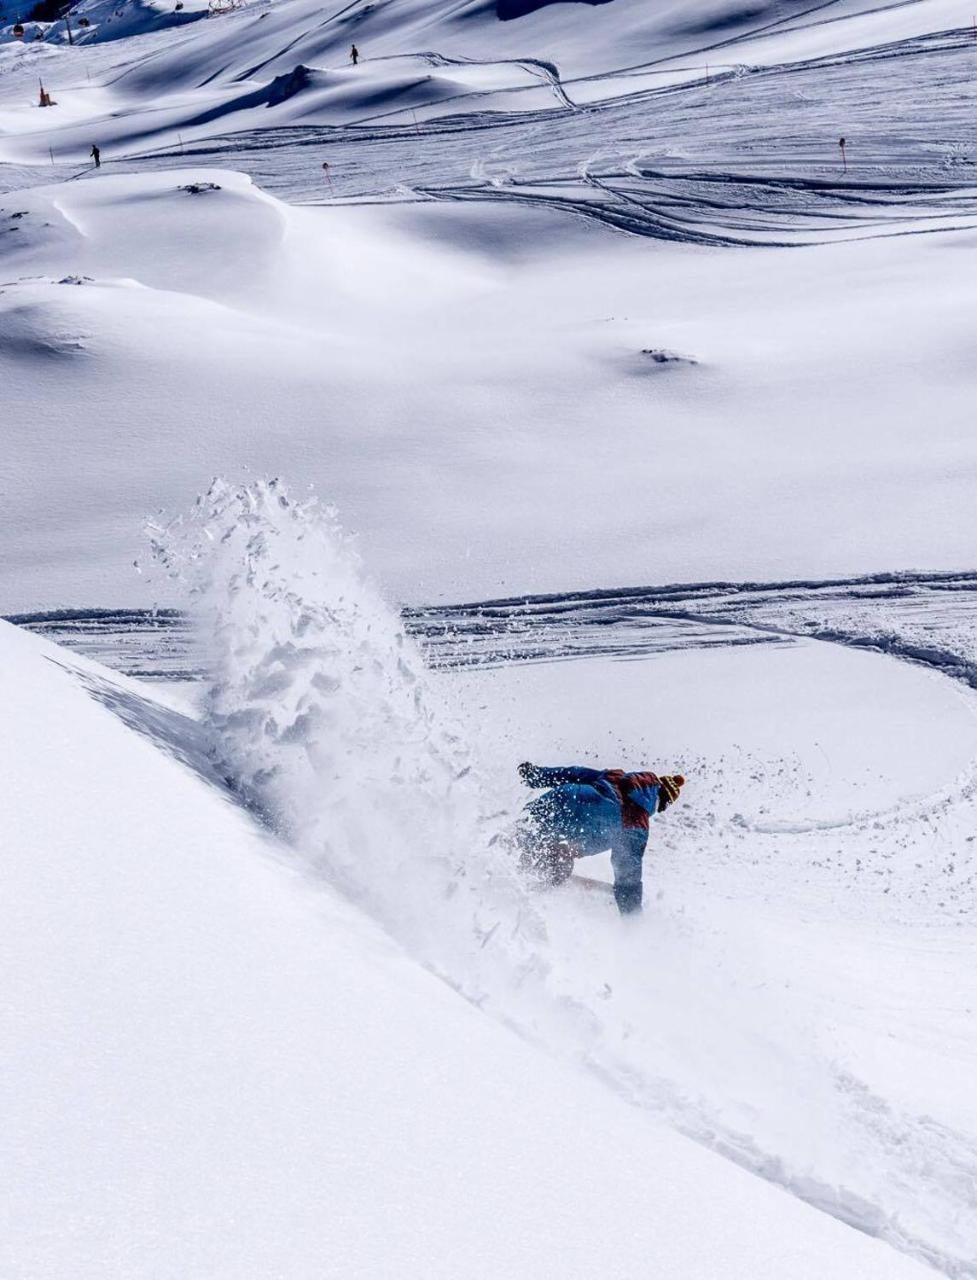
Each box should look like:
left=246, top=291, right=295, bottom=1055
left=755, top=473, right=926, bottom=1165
left=5, top=8, right=977, bottom=244
left=14, top=567, right=977, bottom=680
left=100, top=32, right=977, bottom=243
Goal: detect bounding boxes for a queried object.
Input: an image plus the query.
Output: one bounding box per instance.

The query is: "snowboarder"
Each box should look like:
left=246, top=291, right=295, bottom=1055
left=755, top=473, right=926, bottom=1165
left=513, top=763, right=685, bottom=914
left=90, top=143, right=100, bottom=168
left=350, top=44, right=359, bottom=65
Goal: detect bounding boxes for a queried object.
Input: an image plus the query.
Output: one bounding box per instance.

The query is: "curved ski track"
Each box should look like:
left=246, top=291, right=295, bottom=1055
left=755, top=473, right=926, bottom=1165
left=92, top=14, right=977, bottom=246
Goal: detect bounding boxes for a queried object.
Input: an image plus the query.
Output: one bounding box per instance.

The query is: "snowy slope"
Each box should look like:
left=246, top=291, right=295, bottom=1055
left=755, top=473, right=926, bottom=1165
left=3, top=0, right=976, bottom=180
left=4, top=0, right=977, bottom=614
left=31, top=477, right=969, bottom=1277
left=3, top=2, right=977, bottom=1274
left=1, top=614, right=946, bottom=1280
left=4, top=168, right=977, bottom=612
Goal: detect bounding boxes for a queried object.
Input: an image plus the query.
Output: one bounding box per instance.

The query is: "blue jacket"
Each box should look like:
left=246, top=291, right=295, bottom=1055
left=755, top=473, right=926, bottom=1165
left=520, top=765, right=664, bottom=913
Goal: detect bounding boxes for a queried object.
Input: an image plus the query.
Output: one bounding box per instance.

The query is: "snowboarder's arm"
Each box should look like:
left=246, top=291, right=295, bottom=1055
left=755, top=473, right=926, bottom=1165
left=610, top=836, right=644, bottom=915
left=518, top=763, right=605, bottom=788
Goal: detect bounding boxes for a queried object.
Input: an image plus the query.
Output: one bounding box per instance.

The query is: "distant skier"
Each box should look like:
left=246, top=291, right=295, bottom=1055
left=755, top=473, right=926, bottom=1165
left=513, top=763, right=685, bottom=914
left=90, top=143, right=100, bottom=168
left=350, top=43, right=359, bottom=65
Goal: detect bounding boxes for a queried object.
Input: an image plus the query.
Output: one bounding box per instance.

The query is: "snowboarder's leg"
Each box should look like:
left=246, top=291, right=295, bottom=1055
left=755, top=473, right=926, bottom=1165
left=610, top=837, right=644, bottom=914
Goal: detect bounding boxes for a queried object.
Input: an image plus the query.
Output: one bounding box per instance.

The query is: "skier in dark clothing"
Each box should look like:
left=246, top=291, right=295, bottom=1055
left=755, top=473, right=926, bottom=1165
left=514, top=763, right=685, bottom=914
left=350, top=44, right=359, bottom=65
left=90, top=144, right=100, bottom=168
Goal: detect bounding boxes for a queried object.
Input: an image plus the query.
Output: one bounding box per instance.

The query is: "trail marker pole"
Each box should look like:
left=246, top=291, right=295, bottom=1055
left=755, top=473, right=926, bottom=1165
left=49, top=145, right=54, bottom=165
left=839, top=136, right=847, bottom=173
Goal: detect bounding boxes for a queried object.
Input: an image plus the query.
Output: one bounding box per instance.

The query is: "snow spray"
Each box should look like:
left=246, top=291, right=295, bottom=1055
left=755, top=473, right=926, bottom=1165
left=146, top=479, right=554, bottom=1011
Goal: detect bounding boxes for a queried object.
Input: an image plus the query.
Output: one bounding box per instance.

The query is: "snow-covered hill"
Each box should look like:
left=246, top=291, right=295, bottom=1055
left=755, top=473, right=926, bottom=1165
left=4, top=1, right=977, bottom=611
left=0, top=592, right=968, bottom=1279
left=4, top=166, right=977, bottom=613
left=8, top=478, right=977, bottom=1276
left=4, top=1, right=977, bottom=1275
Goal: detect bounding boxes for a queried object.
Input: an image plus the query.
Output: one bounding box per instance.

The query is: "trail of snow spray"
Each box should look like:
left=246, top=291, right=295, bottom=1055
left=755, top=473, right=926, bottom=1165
left=148, top=478, right=977, bottom=1280
left=147, top=478, right=558, bottom=1014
